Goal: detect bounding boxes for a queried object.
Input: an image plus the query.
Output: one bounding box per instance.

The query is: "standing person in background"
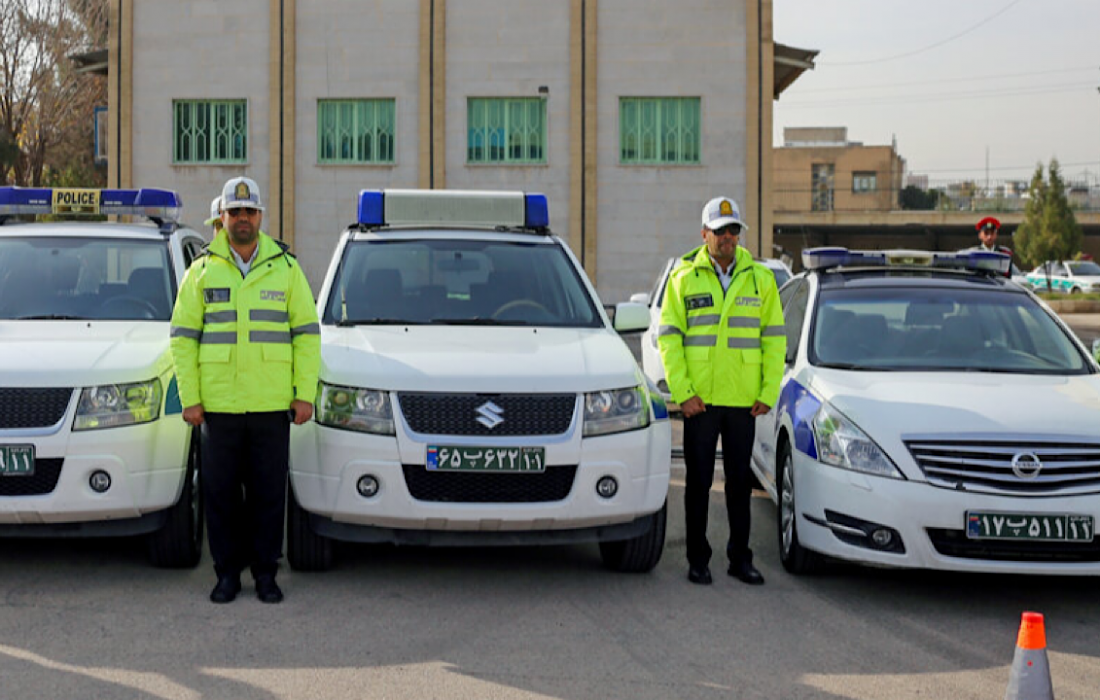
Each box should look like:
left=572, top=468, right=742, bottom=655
left=204, top=196, right=223, bottom=236
left=658, top=196, right=786, bottom=586
left=170, top=176, right=320, bottom=604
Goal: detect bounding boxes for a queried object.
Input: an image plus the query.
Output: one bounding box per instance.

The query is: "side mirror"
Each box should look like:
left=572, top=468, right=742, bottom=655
left=628, top=292, right=649, bottom=306
left=613, top=302, right=650, bottom=333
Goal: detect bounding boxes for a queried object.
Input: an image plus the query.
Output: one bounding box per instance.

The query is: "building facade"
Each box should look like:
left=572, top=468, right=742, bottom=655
left=108, top=0, right=779, bottom=302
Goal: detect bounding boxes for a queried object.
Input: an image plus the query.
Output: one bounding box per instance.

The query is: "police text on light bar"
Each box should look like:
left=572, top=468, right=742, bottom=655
left=0, top=187, right=182, bottom=223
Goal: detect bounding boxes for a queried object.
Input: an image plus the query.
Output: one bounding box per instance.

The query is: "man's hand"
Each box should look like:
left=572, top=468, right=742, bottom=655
left=680, top=396, right=706, bottom=419
left=291, top=399, right=313, bottom=425
left=182, top=404, right=205, bottom=427
left=750, top=400, right=771, bottom=417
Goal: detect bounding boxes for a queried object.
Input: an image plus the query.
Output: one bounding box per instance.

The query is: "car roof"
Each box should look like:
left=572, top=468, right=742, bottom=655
left=348, top=226, right=561, bottom=244
left=816, top=269, right=1026, bottom=293
left=0, top=220, right=193, bottom=241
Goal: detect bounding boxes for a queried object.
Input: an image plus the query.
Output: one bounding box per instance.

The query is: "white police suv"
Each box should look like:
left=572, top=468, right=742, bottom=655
left=288, top=189, right=671, bottom=572
left=754, top=248, right=1100, bottom=576
left=0, top=187, right=204, bottom=567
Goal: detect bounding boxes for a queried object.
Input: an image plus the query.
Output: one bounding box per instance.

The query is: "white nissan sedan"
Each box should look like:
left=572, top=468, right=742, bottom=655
left=754, top=248, right=1100, bottom=576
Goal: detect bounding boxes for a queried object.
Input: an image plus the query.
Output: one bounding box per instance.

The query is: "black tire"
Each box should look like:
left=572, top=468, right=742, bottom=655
left=599, top=501, right=667, bottom=573
left=148, top=431, right=203, bottom=568
left=776, top=444, right=823, bottom=575
left=286, top=484, right=333, bottom=571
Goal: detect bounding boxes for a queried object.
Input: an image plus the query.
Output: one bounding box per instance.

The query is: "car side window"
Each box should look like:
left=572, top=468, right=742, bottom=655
left=182, top=238, right=204, bottom=267
left=780, top=279, right=809, bottom=362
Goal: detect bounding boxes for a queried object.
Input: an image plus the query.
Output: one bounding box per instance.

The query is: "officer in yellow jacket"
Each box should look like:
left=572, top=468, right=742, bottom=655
left=171, top=176, right=320, bottom=604
left=658, top=196, right=785, bottom=586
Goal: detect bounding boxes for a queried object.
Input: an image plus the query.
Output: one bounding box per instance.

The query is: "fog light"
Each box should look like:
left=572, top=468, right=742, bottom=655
left=596, top=476, right=618, bottom=499
left=356, top=475, right=379, bottom=498
left=871, top=528, right=893, bottom=548
left=89, top=470, right=111, bottom=493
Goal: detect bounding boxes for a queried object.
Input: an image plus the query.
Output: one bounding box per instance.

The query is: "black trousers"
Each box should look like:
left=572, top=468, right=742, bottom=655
left=682, top=405, right=756, bottom=569
left=201, top=411, right=290, bottom=579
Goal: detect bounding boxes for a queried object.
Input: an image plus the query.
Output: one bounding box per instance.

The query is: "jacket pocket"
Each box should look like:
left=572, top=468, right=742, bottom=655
left=262, top=343, right=293, bottom=363
left=198, top=345, right=232, bottom=364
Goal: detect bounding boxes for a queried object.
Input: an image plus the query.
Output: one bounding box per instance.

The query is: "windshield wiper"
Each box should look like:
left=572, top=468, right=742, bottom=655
left=15, top=314, right=87, bottom=320
left=429, top=318, right=530, bottom=326
left=336, top=318, right=425, bottom=326
left=816, top=362, right=876, bottom=371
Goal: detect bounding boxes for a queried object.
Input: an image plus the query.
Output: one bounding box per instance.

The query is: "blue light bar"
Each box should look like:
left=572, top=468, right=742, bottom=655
left=357, top=190, right=385, bottom=227
left=0, top=186, right=181, bottom=223
left=524, top=193, right=549, bottom=228
left=356, top=189, right=550, bottom=230
left=803, top=247, right=1011, bottom=275
left=802, top=247, right=886, bottom=271
left=932, top=250, right=1012, bottom=275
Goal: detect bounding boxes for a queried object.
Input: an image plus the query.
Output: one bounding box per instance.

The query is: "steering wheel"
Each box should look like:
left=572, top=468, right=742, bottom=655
left=98, top=295, right=160, bottom=319
left=491, top=299, right=552, bottom=321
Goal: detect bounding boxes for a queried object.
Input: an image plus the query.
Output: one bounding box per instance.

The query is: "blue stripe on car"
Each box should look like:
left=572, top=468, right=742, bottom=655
left=776, top=379, right=821, bottom=460
left=165, top=376, right=182, bottom=415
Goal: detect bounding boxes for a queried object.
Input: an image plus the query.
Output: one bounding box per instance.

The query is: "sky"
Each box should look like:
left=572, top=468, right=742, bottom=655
left=772, top=0, right=1100, bottom=189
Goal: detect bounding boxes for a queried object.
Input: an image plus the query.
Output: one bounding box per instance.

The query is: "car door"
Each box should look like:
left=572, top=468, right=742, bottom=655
left=752, top=277, right=809, bottom=495
left=640, top=257, right=676, bottom=393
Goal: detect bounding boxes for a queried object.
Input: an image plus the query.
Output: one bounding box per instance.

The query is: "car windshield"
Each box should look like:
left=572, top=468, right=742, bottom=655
left=1067, top=261, right=1100, bottom=276
left=0, top=236, right=174, bottom=321
left=811, top=286, right=1089, bottom=374
left=324, top=238, right=603, bottom=327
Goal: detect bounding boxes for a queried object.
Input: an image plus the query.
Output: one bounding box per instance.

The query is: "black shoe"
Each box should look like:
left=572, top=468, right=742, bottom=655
left=728, top=562, right=765, bottom=585
left=687, top=565, right=713, bottom=585
left=255, top=575, right=284, bottom=604
left=209, top=576, right=242, bottom=604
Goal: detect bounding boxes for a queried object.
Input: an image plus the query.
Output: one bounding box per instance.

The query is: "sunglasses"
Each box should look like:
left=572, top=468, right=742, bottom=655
left=710, top=224, right=742, bottom=237
left=226, top=207, right=259, bottom=218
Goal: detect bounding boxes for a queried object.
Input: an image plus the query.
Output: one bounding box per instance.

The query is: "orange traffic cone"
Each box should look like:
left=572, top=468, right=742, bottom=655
left=1004, top=611, right=1054, bottom=700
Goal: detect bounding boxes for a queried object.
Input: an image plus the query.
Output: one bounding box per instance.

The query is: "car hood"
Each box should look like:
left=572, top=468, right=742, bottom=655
left=0, top=321, right=171, bottom=386
left=809, top=369, right=1100, bottom=442
left=321, top=325, right=641, bottom=393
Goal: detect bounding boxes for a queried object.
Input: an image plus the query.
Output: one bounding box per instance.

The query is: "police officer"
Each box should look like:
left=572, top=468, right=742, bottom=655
left=170, top=176, right=320, bottom=604
left=658, top=196, right=785, bottom=586
left=974, top=216, right=1012, bottom=255
left=204, top=195, right=223, bottom=235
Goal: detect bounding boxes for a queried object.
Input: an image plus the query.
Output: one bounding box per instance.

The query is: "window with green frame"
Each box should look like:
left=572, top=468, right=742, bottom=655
left=620, top=97, right=700, bottom=165
left=467, top=98, right=546, bottom=164
left=173, top=100, right=248, bottom=164
left=318, top=99, right=395, bottom=164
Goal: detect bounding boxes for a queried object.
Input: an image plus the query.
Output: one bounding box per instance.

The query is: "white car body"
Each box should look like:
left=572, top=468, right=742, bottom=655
left=753, top=250, right=1100, bottom=576
left=288, top=190, right=671, bottom=572
left=1024, top=260, right=1100, bottom=294
left=0, top=204, right=207, bottom=567
left=636, top=255, right=793, bottom=400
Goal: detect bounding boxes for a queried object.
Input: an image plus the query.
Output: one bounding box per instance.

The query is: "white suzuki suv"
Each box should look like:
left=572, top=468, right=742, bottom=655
left=0, top=187, right=204, bottom=567
left=288, top=189, right=671, bottom=572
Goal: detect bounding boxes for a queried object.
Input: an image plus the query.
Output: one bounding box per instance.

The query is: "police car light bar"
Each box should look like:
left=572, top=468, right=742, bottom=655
left=357, top=189, right=550, bottom=230
left=802, top=247, right=1011, bottom=275
left=0, top=187, right=182, bottom=223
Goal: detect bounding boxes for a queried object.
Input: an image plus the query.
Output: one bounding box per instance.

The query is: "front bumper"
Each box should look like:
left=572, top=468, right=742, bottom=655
left=793, top=449, right=1100, bottom=575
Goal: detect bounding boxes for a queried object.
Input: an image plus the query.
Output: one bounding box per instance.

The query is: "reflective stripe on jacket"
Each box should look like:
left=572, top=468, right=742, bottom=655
left=170, top=230, right=321, bottom=413
left=657, top=244, right=786, bottom=408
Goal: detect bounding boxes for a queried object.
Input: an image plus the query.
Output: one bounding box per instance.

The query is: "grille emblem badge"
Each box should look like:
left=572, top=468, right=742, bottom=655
left=1010, top=452, right=1042, bottom=480
left=475, top=401, right=505, bottom=430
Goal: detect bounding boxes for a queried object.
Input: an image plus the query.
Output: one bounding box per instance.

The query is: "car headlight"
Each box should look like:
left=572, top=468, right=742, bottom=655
left=811, top=402, right=903, bottom=479
left=73, top=379, right=162, bottom=431
left=583, top=386, right=650, bottom=436
left=315, top=382, right=394, bottom=435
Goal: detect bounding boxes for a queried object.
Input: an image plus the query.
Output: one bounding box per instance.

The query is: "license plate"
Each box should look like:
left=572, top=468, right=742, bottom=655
left=0, top=445, right=35, bottom=476
left=427, top=445, right=545, bottom=473
left=966, top=511, right=1094, bottom=542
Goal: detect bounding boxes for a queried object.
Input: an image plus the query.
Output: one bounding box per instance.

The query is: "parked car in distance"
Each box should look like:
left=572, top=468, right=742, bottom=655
left=1025, top=260, right=1100, bottom=294
left=756, top=247, right=1100, bottom=576
left=633, top=256, right=793, bottom=400
left=0, top=186, right=206, bottom=567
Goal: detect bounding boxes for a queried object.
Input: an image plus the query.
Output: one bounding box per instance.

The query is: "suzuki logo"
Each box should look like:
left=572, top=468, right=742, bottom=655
left=475, top=401, right=505, bottom=429
left=1011, top=452, right=1042, bottom=480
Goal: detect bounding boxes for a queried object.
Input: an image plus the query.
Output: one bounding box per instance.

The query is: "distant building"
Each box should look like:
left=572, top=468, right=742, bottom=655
left=773, top=127, right=905, bottom=213
left=906, top=174, right=929, bottom=191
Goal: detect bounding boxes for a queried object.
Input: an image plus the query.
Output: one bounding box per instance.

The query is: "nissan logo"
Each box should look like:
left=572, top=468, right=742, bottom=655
left=475, top=401, right=505, bottom=430
left=1011, top=452, right=1043, bottom=480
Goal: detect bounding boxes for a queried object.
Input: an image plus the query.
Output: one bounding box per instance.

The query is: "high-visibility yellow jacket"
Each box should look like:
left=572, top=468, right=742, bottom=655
left=170, top=230, right=321, bottom=413
left=658, top=245, right=786, bottom=408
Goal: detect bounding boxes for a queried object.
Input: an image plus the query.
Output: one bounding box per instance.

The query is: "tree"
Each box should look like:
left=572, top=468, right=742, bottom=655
left=0, top=0, right=107, bottom=186
left=899, top=185, right=939, bottom=210
left=1013, top=158, right=1083, bottom=270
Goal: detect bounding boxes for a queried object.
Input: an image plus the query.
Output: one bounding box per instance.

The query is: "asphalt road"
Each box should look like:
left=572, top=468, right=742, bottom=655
left=1, top=485, right=1098, bottom=700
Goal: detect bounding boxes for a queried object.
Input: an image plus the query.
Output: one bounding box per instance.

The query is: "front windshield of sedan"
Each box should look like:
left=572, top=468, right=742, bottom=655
left=1067, top=261, right=1100, bottom=276
left=811, top=286, right=1089, bottom=374
left=0, top=237, right=174, bottom=321
left=324, top=238, right=602, bottom=327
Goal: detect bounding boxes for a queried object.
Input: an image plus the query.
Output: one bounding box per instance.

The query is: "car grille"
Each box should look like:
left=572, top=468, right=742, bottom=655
left=0, top=388, right=73, bottom=429
left=905, top=439, right=1100, bottom=495
left=402, top=464, right=577, bottom=503
left=0, top=459, right=64, bottom=496
left=398, top=393, right=576, bottom=436
left=927, top=528, right=1100, bottom=563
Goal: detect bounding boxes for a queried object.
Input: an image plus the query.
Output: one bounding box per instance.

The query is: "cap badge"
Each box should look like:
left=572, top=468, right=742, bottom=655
left=235, top=182, right=250, bottom=201
left=719, top=200, right=733, bottom=216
